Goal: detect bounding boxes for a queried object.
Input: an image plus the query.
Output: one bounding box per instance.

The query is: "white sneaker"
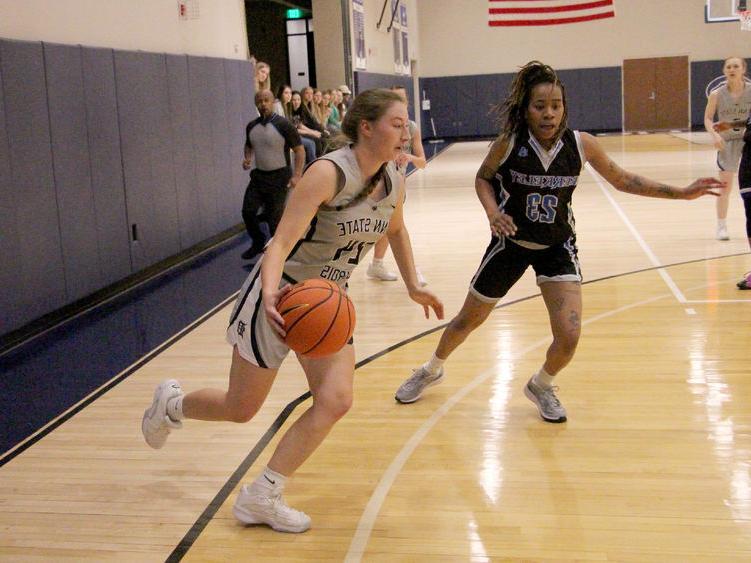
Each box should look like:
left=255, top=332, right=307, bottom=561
left=233, top=484, right=311, bottom=533
left=141, top=379, right=183, bottom=449
left=416, top=268, right=428, bottom=287
left=367, top=261, right=398, bottom=281
left=716, top=224, right=729, bottom=241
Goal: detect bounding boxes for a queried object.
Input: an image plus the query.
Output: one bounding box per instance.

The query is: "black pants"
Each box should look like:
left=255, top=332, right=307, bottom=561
left=242, top=168, right=291, bottom=249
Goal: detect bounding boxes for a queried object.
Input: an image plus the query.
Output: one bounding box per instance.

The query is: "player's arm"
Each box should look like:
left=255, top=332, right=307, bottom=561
left=704, top=90, right=725, bottom=149
left=581, top=132, right=722, bottom=200
left=476, top=136, right=517, bottom=236
left=261, top=160, right=338, bottom=333
left=407, top=127, right=427, bottom=169
left=387, top=176, right=444, bottom=320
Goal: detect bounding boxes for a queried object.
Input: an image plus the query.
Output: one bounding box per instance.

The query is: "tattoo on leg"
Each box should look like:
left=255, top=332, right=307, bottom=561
left=568, top=310, right=580, bottom=329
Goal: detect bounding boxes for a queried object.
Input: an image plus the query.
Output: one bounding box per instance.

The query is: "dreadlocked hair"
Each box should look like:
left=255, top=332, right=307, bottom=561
left=493, top=61, right=568, bottom=141
left=332, top=88, right=404, bottom=209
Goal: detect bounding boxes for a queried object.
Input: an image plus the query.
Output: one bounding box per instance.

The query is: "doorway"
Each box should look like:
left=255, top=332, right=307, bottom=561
left=287, top=18, right=316, bottom=91
left=623, top=56, right=689, bottom=131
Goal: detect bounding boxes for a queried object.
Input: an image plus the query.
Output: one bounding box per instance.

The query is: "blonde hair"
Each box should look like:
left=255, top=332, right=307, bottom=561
left=254, top=61, right=270, bottom=91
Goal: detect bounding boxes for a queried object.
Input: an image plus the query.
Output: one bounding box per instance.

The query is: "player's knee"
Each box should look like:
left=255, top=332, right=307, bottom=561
left=450, top=311, right=486, bottom=333
left=554, top=331, right=580, bottom=358
left=226, top=401, right=262, bottom=424
left=314, top=390, right=353, bottom=422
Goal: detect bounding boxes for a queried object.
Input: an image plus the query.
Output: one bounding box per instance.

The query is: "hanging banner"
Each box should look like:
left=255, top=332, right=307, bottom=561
left=391, top=0, right=402, bottom=74
left=353, top=0, right=366, bottom=70
left=400, top=4, right=410, bottom=75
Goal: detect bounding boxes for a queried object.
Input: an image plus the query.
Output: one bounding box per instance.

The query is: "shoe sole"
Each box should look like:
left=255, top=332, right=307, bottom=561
left=232, top=505, right=310, bottom=533
left=523, top=384, right=567, bottom=423
left=395, top=373, right=445, bottom=404
left=366, top=274, right=398, bottom=281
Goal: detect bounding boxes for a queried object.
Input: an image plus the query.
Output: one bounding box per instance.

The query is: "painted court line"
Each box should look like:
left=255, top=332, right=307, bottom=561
left=345, top=289, right=675, bottom=562
left=586, top=163, right=690, bottom=308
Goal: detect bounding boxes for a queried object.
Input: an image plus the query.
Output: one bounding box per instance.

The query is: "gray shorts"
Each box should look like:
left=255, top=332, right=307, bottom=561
left=717, top=138, right=744, bottom=172
left=225, top=259, right=291, bottom=370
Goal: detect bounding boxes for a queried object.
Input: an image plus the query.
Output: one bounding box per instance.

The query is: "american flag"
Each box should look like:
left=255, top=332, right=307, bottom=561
left=488, top=0, right=615, bottom=27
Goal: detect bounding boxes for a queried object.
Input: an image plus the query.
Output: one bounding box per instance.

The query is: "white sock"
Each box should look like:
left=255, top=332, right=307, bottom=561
left=166, top=395, right=184, bottom=422
left=372, top=258, right=384, bottom=265
left=424, top=354, right=445, bottom=375
left=532, top=367, right=555, bottom=389
left=718, top=219, right=727, bottom=228
left=251, top=466, right=287, bottom=493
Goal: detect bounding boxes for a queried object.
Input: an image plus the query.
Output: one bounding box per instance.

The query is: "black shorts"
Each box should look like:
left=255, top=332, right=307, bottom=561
left=470, top=236, right=582, bottom=302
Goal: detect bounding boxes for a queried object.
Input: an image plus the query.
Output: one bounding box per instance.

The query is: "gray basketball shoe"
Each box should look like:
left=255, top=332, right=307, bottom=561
left=524, top=376, right=567, bottom=423
left=395, top=366, right=444, bottom=403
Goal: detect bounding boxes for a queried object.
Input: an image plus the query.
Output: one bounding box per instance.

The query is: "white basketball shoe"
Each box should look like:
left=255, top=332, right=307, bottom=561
left=141, top=379, right=183, bottom=449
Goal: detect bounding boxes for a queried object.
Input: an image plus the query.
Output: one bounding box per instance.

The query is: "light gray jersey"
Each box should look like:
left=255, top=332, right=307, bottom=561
left=716, top=83, right=751, bottom=140
left=283, top=145, right=401, bottom=286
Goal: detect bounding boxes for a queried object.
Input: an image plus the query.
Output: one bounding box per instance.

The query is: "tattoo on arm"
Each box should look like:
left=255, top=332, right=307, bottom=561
left=621, top=171, right=678, bottom=199
left=477, top=164, right=496, bottom=181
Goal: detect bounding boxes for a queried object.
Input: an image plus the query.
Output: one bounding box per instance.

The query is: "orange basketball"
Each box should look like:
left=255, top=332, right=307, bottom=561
left=277, top=279, right=356, bottom=358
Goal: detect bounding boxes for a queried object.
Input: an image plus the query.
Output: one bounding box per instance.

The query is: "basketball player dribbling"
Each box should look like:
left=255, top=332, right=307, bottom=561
left=395, top=61, right=722, bottom=422
left=141, top=89, right=444, bottom=533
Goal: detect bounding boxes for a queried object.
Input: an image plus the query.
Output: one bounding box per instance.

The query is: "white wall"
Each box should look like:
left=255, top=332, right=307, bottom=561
left=312, top=0, right=347, bottom=89
left=414, top=0, right=751, bottom=77
left=346, top=0, right=419, bottom=75
left=0, top=0, right=248, bottom=58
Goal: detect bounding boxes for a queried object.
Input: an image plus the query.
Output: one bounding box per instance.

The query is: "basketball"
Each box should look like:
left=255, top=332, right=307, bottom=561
left=277, top=279, right=356, bottom=358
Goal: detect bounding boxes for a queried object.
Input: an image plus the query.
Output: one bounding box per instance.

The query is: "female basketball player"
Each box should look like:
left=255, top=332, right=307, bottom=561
left=142, top=89, right=444, bottom=533
left=704, top=56, right=751, bottom=240
left=395, top=61, right=722, bottom=423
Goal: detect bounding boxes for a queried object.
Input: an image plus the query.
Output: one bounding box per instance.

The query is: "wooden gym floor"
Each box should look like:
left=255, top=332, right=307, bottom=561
left=1, top=134, right=749, bottom=561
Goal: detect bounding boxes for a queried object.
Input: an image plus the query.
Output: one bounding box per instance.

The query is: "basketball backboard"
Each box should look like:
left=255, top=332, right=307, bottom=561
left=705, top=0, right=746, bottom=22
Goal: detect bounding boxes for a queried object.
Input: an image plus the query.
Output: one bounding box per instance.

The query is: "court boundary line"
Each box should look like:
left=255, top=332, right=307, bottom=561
left=344, top=273, right=739, bottom=561
left=0, top=291, right=240, bottom=468
left=586, top=162, right=688, bottom=304
left=165, top=255, right=745, bottom=561
left=344, top=293, right=670, bottom=563
left=0, top=141, right=457, bottom=469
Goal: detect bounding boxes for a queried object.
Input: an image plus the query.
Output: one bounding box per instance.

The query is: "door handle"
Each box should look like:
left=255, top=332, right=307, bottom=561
left=648, top=91, right=655, bottom=100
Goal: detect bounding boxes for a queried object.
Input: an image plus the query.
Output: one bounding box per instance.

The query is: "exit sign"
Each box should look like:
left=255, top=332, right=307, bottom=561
left=286, top=8, right=303, bottom=19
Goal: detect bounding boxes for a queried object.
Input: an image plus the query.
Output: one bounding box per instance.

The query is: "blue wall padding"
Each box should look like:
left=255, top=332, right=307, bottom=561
left=0, top=40, right=66, bottom=333
left=354, top=72, right=415, bottom=121
left=166, top=54, right=204, bottom=249
left=81, top=47, right=132, bottom=287
left=114, top=50, right=182, bottom=272
left=420, top=66, right=623, bottom=139
left=187, top=57, right=222, bottom=239
left=45, top=43, right=104, bottom=302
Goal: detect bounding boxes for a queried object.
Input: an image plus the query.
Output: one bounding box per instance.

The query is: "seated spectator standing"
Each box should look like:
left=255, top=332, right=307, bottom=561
left=241, top=90, right=305, bottom=261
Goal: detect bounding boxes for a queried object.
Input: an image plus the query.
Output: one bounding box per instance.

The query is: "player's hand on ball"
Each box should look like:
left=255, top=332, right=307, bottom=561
left=263, top=284, right=292, bottom=337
